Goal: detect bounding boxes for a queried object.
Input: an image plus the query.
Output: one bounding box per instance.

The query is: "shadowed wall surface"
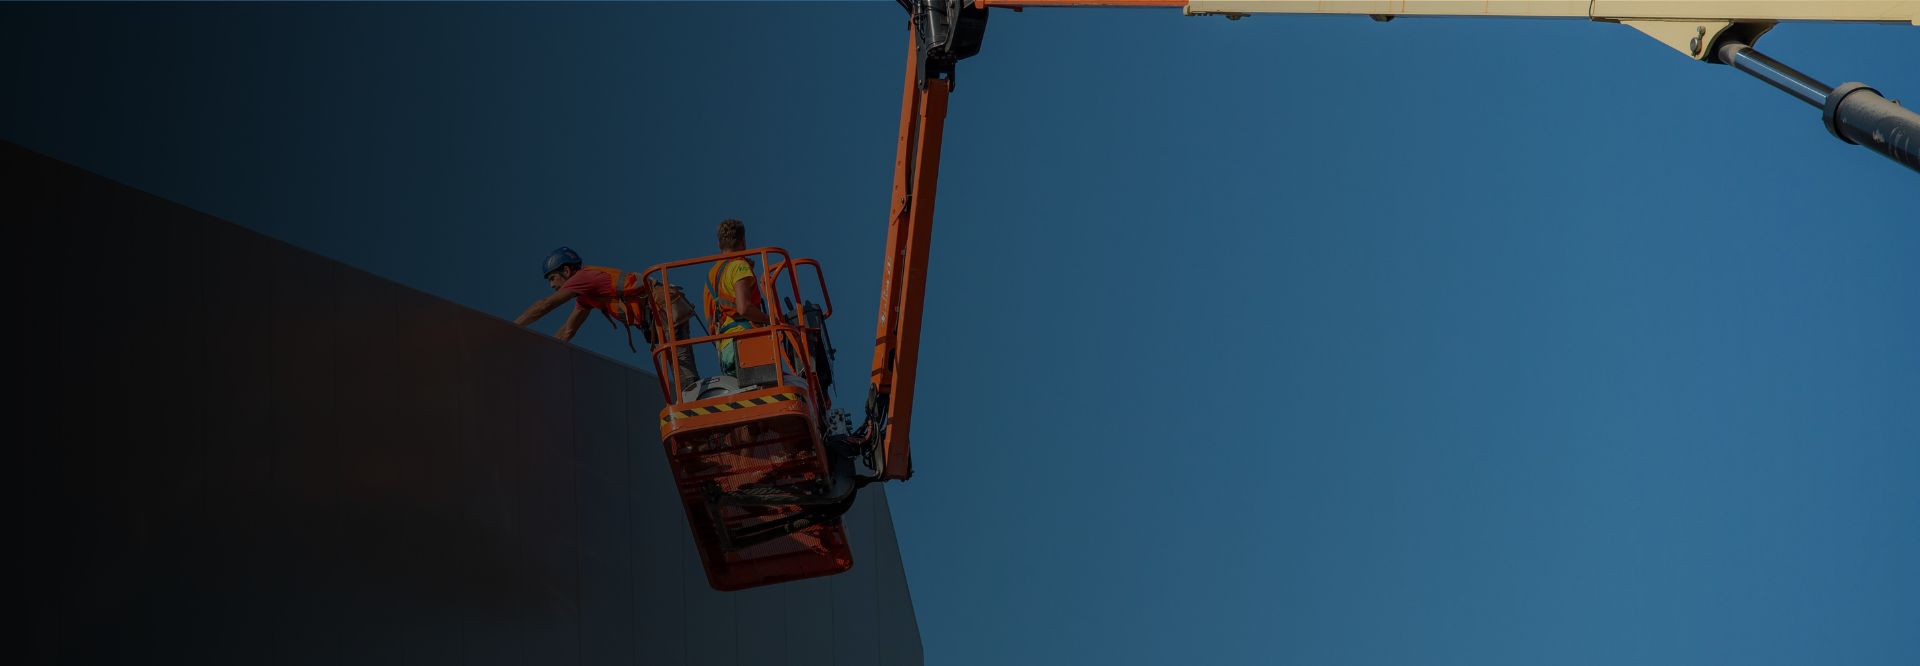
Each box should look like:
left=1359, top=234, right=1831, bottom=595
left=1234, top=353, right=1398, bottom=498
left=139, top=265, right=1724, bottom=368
left=12, top=141, right=921, bottom=666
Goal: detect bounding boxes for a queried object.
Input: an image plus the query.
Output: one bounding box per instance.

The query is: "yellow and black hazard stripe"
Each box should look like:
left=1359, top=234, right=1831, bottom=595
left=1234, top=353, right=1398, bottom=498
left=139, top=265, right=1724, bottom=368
left=661, top=392, right=801, bottom=425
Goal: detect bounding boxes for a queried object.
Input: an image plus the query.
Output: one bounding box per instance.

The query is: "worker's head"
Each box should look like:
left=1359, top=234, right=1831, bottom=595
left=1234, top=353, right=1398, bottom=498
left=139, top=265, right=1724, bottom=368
left=543, top=246, right=582, bottom=289
left=717, top=218, right=746, bottom=252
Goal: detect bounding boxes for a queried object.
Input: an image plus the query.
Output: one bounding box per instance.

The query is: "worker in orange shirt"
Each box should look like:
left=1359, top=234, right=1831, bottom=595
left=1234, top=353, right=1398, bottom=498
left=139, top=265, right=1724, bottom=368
left=515, top=246, right=701, bottom=392
left=705, top=219, right=769, bottom=376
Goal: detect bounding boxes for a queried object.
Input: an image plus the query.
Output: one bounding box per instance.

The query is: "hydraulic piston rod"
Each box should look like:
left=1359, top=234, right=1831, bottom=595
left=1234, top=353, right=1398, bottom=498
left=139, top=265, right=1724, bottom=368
left=1717, top=41, right=1920, bottom=173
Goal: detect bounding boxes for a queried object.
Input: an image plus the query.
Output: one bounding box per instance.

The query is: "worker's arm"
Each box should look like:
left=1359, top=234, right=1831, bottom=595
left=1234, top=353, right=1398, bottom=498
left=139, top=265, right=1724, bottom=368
left=555, top=307, right=591, bottom=342
left=514, top=289, right=578, bottom=327
left=734, top=275, right=770, bottom=325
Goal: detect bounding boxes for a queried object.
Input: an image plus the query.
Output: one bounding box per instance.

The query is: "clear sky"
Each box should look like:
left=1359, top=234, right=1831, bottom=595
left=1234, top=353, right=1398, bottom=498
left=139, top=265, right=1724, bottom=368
left=4, top=2, right=1917, bottom=664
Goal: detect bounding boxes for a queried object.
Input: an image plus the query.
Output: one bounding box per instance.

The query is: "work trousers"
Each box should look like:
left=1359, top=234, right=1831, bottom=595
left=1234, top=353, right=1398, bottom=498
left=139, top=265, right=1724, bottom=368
left=666, top=318, right=700, bottom=393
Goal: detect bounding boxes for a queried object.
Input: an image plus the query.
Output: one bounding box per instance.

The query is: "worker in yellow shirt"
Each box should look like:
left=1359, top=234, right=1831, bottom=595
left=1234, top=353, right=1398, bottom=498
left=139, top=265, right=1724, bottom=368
left=705, top=218, right=769, bottom=376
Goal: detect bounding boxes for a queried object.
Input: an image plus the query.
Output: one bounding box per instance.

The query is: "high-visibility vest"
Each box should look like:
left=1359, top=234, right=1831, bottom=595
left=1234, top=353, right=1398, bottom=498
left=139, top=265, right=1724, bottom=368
left=574, top=265, right=692, bottom=349
left=704, top=258, right=755, bottom=334
left=574, top=265, right=648, bottom=327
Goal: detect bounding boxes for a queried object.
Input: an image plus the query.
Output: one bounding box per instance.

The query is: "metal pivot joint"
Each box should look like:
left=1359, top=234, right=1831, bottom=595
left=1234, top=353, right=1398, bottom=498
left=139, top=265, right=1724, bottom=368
left=1716, top=41, right=1920, bottom=173
left=906, top=0, right=989, bottom=87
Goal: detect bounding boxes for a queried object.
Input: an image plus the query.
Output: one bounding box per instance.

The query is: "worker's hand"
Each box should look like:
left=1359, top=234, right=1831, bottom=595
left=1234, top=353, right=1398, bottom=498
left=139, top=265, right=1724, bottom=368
left=515, top=289, right=578, bottom=326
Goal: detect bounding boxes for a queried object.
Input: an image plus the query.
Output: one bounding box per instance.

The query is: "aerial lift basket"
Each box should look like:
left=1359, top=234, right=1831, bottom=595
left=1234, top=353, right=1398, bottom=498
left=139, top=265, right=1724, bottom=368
left=644, top=249, right=856, bottom=591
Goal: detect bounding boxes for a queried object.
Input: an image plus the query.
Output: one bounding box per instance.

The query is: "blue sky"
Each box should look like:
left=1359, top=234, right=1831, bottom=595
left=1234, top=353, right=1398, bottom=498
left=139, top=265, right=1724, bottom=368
left=4, top=3, right=1917, bottom=664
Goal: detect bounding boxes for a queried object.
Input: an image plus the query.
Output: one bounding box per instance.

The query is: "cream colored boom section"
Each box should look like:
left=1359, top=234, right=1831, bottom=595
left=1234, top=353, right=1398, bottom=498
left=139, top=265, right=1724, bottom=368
left=1183, top=1, right=1920, bottom=23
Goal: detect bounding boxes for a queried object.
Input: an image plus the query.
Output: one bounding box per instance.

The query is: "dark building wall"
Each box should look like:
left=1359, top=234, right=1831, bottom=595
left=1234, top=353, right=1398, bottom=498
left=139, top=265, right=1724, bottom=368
left=11, top=141, right=921, bottom=665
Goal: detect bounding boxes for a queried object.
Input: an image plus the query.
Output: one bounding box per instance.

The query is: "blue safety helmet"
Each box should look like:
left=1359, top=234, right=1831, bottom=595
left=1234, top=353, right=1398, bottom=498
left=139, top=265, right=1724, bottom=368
left=543, top=247, right=582, bottom=278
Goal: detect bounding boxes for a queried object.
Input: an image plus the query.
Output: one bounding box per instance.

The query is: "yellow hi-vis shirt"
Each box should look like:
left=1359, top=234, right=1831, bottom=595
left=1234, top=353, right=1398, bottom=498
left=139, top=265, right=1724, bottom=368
left=705, top=258, right=756, bottom=363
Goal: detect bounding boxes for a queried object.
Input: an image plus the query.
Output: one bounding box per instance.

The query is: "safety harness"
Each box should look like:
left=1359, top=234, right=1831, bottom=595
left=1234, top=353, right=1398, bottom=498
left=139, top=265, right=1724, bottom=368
left=577, top=266, right=690, bottom=353
left=704, top=258, right=755, bottom=342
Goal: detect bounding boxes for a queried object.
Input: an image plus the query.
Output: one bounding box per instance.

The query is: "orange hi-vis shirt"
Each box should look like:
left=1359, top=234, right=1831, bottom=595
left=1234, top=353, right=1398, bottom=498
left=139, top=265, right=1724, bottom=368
left=565, top=266, right=646, bottom=326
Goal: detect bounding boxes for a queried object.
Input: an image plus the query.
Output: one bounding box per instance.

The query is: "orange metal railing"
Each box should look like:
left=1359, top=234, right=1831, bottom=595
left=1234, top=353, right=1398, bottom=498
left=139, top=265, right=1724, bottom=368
left=640, top=247, right=833, bottom=411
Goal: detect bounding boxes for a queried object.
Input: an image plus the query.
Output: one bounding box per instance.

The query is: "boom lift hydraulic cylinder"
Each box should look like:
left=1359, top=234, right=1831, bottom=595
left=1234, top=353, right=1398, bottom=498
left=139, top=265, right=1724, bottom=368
left=1717, top=41, right=1920, bottom=173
